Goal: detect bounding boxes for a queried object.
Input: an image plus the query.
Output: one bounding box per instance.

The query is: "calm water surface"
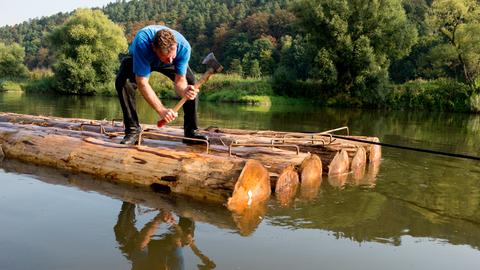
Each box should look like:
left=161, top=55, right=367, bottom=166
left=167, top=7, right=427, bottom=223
left=1, top=91, right=479, bottom=269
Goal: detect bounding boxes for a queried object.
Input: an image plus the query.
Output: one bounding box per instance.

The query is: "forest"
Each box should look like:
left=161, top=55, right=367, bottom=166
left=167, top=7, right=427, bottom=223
left=0, top=0, right=479, bottom=111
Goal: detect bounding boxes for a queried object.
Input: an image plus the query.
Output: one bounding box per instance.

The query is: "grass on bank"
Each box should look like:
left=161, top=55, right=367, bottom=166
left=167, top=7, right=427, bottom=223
left=387, top=78, right=478, bottom=112
left=15, top=70, right=480, bottom=112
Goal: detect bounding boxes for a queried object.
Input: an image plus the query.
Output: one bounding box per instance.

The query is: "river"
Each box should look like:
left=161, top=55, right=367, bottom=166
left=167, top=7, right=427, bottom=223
left=1, top=91, right=479, bottom=269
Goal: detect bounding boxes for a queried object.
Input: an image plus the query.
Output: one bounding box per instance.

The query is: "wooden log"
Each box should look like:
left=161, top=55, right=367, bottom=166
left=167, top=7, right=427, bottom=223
left=369, top=137, right=382, bottom=162
left=0, top=143, right=4, bottom=161
left=298, top=154, right=322, bottom=201
left=0, top=113, right=381, bottom=175
left=300, top=154, right=322, bottom=183
left=351, top=147, right=367, bottom=182
left=327, top=149, right=350, bottom=188
left=227, top=160, right=270, bottom=213
left=0, top=124, right=246, bottom=202
left=275, top=165, right=299, bottom=206
left=0, top=113, right=310, bottom=179
left=328, top=149, right=350, bottom=176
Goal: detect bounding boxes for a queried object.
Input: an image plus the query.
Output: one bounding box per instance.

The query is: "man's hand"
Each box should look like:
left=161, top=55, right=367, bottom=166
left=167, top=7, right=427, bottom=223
left=182, top=85, right=199, bottom=100
left=159, top=108, right=178, bottom=124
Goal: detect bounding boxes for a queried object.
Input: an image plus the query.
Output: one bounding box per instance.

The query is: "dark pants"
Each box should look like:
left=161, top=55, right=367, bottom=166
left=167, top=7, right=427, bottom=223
left=115, top=56, right=199, bottom=135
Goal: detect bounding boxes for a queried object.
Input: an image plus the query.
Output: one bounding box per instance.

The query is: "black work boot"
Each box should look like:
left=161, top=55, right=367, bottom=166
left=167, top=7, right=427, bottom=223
left=120, top=131, right=142, bottom=145
left=183, top=130, right=208, bottom=145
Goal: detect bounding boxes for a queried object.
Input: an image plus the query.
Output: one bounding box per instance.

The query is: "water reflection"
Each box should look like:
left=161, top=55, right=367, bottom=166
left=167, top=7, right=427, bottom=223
left=114, top=202, right=215, bottom=270
left=1, top=91, right=480, bottom=268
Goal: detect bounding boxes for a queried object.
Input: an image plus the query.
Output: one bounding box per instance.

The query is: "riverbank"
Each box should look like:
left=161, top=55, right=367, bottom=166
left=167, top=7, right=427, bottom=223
left=11, top=73, right=480, bottom=113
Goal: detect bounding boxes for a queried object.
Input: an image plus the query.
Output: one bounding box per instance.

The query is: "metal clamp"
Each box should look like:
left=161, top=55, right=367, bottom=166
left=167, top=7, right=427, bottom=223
left=320, top=126, right=349, bottom=136
left=79, top=123, right=106, bottom=134
left=228, top=142, right=299, bottom=157
left=139, top=131, right=210, bottom=154
left=271, top=137, right=326, bottom=145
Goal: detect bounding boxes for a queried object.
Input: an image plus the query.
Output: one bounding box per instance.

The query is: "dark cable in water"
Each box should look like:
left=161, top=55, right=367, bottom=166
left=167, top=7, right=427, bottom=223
left=329, top=134, right=480, bottom=161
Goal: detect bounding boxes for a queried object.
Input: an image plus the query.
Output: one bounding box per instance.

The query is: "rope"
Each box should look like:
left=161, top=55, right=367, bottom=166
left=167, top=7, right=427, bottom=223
left=330, top=134, right=480, bottom=161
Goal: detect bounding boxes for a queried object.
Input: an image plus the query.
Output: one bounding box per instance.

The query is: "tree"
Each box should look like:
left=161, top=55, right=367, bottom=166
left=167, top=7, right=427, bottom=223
left=48, top=9, right=127, bottom=94
left=245, top=59, right=262, bottom=78
left=426, top=0, right=480, bottom=92
left=229, top=58, right=243, bottom=75
left=288, top=0, right=418, bottom=102
left=0, top=42, right=28, bottom=79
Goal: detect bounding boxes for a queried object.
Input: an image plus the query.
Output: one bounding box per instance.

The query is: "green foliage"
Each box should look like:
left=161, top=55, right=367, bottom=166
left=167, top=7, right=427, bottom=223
left=1, top=0, right=480, bottom=111
left=229, top=58, right=243, bottom=76
left=0, top=42, right=28, bottom=79
left=23, top=76, right=56, bottom=93
left=48, top=9, right=127, bottom=95
left=426, top=0, right=480, bottom=92
left=202, top=73, right=273, bottom=103
left=387, top=78, right=471, bottom=111
left=279, top=0, right=418, bottom=104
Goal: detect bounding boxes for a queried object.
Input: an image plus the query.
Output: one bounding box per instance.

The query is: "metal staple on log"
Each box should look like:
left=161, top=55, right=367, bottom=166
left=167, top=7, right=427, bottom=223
left=79, top=123, right=106, bottom=135
left=228, top=142, right=299, bottom=156
left=139, top=131, right=210, bottom=154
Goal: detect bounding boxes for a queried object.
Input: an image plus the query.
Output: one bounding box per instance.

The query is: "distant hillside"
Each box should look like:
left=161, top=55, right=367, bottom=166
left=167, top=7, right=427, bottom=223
left=0, top=0, right=295, bottom=74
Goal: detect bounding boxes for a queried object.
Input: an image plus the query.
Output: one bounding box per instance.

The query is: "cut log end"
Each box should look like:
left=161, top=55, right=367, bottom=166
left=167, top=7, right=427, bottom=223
left=299, top=154, right=322, bottom=201
left=275, top=165, right=299, bottom=206
left=328, top=149, right=350, bottom=176
left=350, top=147, right=367, bottom=181
left=227, top=159, right=271, bottom=213
left=369, top=137, right=382, bottom=162
left=0, top=144, right=5, bottom=161
left=300, top=154, right=322, bottom=184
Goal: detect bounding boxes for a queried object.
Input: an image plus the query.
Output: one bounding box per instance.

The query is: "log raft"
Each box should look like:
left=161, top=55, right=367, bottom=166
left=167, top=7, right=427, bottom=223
left=0, top=113, right=382, bottom=209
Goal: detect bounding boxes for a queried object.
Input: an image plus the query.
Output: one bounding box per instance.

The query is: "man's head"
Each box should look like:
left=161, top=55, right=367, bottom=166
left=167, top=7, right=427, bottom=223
left=152, top=29, right=177, bottom=64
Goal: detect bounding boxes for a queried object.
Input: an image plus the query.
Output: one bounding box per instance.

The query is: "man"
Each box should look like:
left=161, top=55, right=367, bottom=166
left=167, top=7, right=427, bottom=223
left=116, top=25, right=207, bottom=145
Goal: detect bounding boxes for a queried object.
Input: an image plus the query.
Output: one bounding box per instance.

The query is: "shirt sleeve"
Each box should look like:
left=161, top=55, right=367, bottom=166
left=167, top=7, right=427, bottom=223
left=132, top=51, right=151, bottom=78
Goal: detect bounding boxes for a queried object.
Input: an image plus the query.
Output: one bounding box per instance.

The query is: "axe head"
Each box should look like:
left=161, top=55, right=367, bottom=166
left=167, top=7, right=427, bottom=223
left=201, top=52, right=223, bottom=73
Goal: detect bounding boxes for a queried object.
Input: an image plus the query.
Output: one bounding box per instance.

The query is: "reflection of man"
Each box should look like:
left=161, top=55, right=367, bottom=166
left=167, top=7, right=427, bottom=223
left=114, top=202, right=215, bottom=270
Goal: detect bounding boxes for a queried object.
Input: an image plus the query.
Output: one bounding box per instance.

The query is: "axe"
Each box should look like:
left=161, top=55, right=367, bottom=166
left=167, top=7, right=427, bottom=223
left=157, top=52, right=223, bottom=128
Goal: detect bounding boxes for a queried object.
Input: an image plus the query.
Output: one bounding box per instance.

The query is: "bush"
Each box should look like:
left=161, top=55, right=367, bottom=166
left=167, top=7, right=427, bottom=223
left=23, top=77, right=56, bottom=93
left=387, top=78, right=471, bottom=111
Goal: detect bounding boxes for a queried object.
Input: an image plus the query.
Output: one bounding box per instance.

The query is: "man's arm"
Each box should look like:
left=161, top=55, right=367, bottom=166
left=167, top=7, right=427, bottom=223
left=174, top=74, right=198, bottom=100
left=136, top=76, right=177, bottom=123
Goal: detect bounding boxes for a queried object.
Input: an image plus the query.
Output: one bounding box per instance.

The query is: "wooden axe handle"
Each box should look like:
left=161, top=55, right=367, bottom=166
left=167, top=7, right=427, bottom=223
left=157, top=68, right=216, bottom=127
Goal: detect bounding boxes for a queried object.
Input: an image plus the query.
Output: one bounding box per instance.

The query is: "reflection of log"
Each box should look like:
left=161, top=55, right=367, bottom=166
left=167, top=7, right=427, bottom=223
left=1, top=158, right=273, bottom=237
left=0, top=159, right=241, bottom=233
left=231, top=202, right=268, bottom=236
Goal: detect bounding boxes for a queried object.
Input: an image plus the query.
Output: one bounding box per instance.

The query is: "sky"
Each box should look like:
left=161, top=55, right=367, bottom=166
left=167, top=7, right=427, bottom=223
left=0, top=0, right=116, bottom=26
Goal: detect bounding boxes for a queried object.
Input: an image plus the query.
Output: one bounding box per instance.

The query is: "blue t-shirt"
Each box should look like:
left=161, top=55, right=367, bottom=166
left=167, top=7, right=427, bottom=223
left=129, top=25, right=191, bottom=77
